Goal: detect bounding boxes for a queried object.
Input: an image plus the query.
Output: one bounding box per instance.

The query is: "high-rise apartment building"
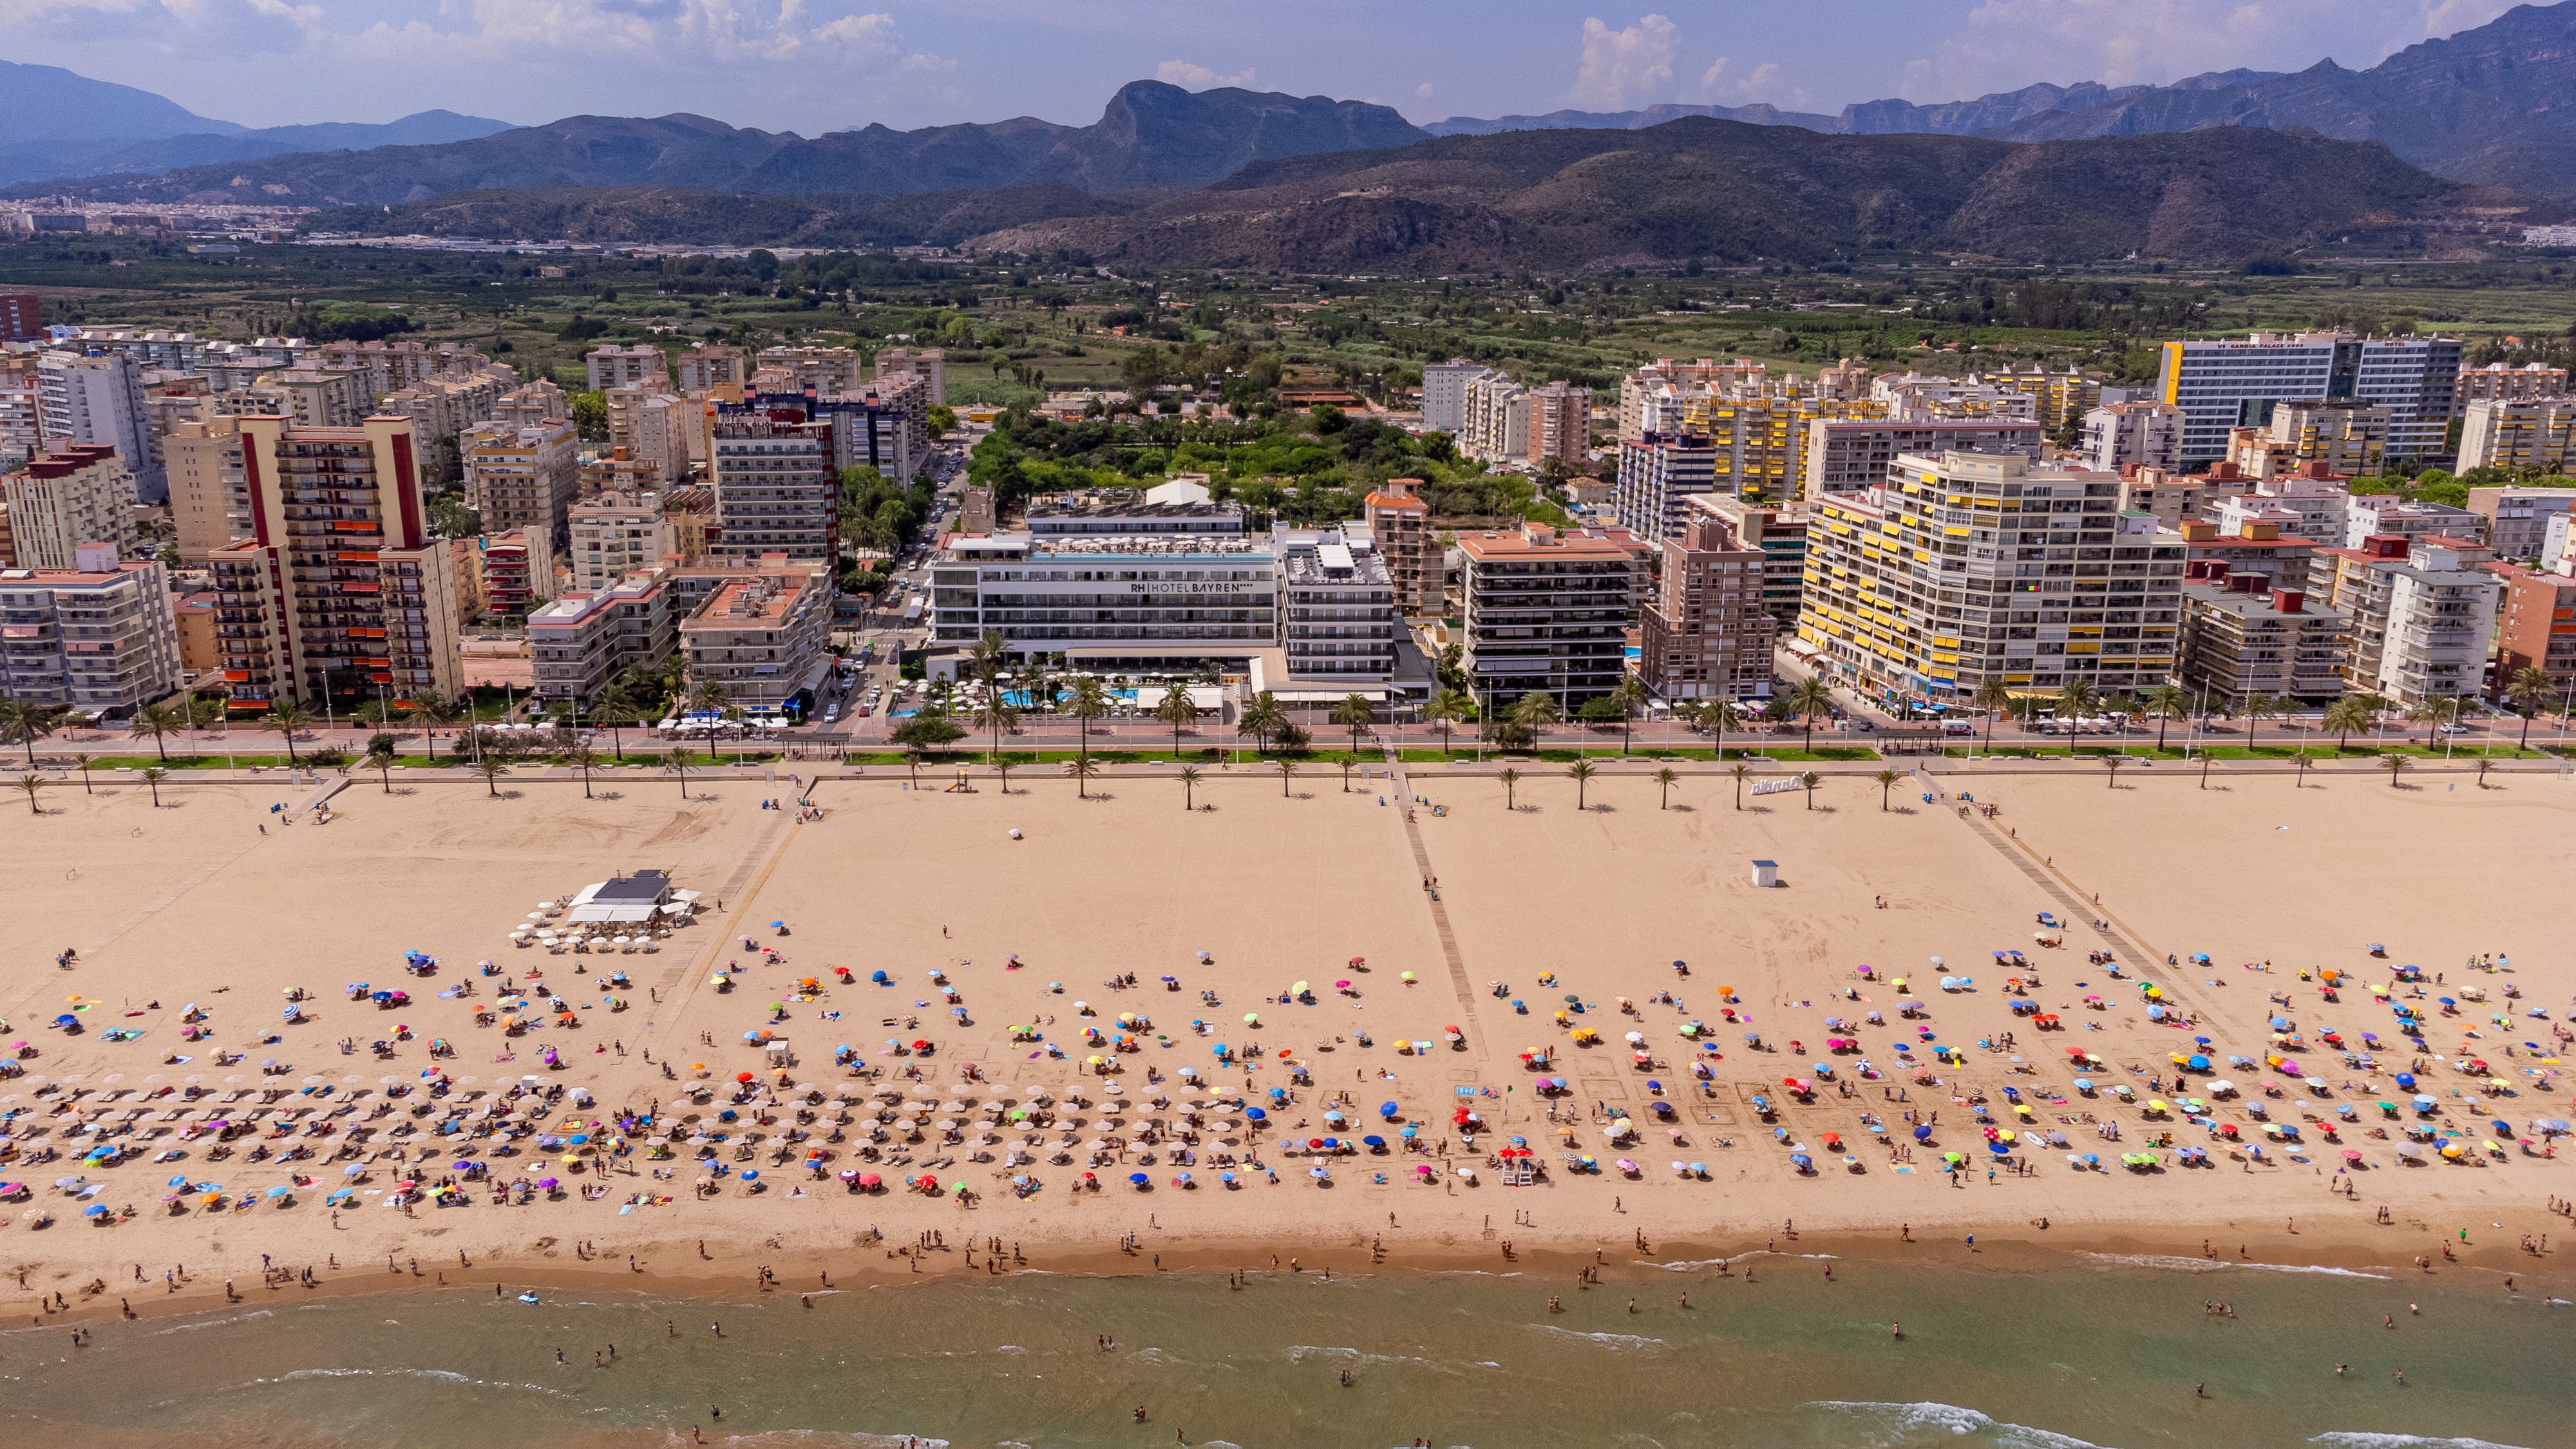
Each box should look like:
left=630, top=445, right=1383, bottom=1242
left=2, top=444, right=139, bottom=569
left=709, top=419, right=837, bottom=567
left=0, top=545, right=181, bottom=715
left=566, top=491, right=676, bottom=595
left=871, top=346, right=945, bottom=406
left=207, top=414, right=464, bottom=713
left=1798, top=451, right=2184, bottom=703
left=475, top=526, right=555, bottom=618
left=1279, top=530, right=1397, bottom=681
left=462, top=419, right=579, bottom=545
left=1421, top=359, right=1493, bottom=436
left=603, top=386, right=689, bottom=485
left=0, top=374, right=40, bottom=471
left=2177, top=567, right=2348, bottom=708
left=2318, top=536, right=2501, bottom=706
left=1613, top=433, right=1717, bottom=540
left=1803, top=416, right=2045, bottom=498
left=2455, top=361, right=2568, bottom=405
left=2154, top=332, right=2462, bottom=462
left=2495, top=561, right=2576, bottom=699
left=0, top=292, right=42, bottom=343
left=2465, top=485, right=2576, bottom=562
left=2079, top=402, right=2184, bottom=474
left=584, top=344, right=668, bottom=392
left=164, top=415, right=249, bottom=561
left=1638, top=497, right=1776, bottom=703
left=528, top=568, right=678, bottom=704
left=2269, top=399, right=2388, bottom=477
left=1362, top=478, right=1440, bottom=617
left=1454, top=523, right=1651, bottom=710
left=759, top=346, right=869, bottom=397
left=2343, top=497, right=2485, bottom=550
left=38, top=350, right=162, bottom=501
left=1691, top=495, right=1812, bottom=626
left=1459, top=375, right=1589, bottom=469
left=676, top=344, right=745, bottom=393
left=679, top=558, right=835, bottom=713
left=2456, top=397, right=2576, bottom=475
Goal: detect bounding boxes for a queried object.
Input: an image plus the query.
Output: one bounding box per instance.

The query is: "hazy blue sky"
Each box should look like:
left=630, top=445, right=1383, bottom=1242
left=1, top=0, right=2533, bottom=131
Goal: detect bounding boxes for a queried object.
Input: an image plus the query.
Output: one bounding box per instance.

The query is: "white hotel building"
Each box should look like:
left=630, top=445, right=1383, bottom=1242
left=2155, top=332, right=2463, bottom=464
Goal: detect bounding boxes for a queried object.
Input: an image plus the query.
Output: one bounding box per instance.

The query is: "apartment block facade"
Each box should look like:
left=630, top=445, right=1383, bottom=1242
left=462, top=419, right=579, bottom=545
left=2079, top=402, right=2184, bottom=475
left=1638, top=497, right=1776, bottom=702
left=2, top=443, right=139, bottom=569
left=1455, top=523, right=1651, bottom=710
left=1802, top=416, right=2043, bottom=499
left=1798, top=451, right=2185, bottom=703
left=0, top=547, right=181, bottom=715
left=567, top=491, right=676, bottom=596
left=584, top=344, right=668, bottom=392
left=206, top=415, right=464, bottom=713
left=2155, top=332, right=2462, bottom=462
left=2178, top=568, right=2348, bottom=707
left=679, top=560, right=835, bottom=713
left=1362, top=478, right=1440, bottom=617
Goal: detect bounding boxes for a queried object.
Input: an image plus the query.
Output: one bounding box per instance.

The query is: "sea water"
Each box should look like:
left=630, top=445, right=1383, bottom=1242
left=1, top=1249, right=2562, bottom=1447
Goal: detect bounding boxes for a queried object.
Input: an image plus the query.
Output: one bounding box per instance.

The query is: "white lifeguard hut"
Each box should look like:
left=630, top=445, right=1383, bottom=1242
left=1749, top=859, right=1779, bottom=889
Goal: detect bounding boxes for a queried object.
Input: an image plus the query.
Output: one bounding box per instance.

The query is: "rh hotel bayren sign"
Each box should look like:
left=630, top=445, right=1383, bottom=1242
left=1132, top=581, right=1260, bottom=595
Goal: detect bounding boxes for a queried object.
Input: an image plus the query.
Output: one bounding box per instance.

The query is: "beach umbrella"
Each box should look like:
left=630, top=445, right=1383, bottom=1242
left=1912, top=1124, right=1932, bottom=1141
left=265, top=1185, right=290, bottom=1198
left=82, top=1204, right=108, bottom=1217
left=1399, top=1125, right=1418, bottom=1139
left=1788, top=1153, right=1812, bottom=1171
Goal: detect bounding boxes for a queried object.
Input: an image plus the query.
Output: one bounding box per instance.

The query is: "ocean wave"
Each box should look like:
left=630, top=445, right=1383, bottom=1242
left=151, top=1308, right=278, bottom=1333
left=1810, top=1400, right=2108, bottom=1448
left=1636, top=1257, right=1732, bottom=1271
left=2239, top=1263, right=2391, bottom=1280
left=2081, top=1252, right=2387, bottom=1280
left=263, top=1366, right=582, bottom=1399
left=1287, top=1343, right=1461, bottom=1373
left=2081, top=1253, right=2228, bottom=1273
left=1529, top=1324, right=1665, bottom=1349
left=2311, top=1435, right=2532, bottom=1449
left=2318, top=1423, right=2535, bottom=1433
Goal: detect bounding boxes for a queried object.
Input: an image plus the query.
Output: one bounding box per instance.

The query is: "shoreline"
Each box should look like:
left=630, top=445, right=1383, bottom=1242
left=21, top=1208, right=2564, bottom=1331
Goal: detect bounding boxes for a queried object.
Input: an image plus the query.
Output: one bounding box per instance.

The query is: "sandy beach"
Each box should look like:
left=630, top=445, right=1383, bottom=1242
left=3, top=757, right=2571, bottom=1324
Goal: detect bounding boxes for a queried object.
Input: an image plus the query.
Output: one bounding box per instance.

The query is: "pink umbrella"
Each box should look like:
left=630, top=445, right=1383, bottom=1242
left=1615, top=1158, right=1639, bottom=1175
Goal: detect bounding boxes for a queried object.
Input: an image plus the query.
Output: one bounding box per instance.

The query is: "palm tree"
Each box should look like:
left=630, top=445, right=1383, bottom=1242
left=1065, top=753, right=1101, bottom=799
left=1053, top=676, right=1103, bottom=762
left=1337, top=750, right=1359, bottom=792
left=594, top=685, right=641, bottom=761
left=1236, top=691, right=1285, bottom=754
left=15, top=772, right=43, bottom=816
left=1730, top=761, right=1751, bottom=810
left=0, top=696, right=59, bottom=767
left=261, top=701, right=310, bottom=765
left=1567, top=758, right=1596, bottom=809
left=1274, top=757, right=1297, bottom=797
left=663, top=747, right=697, bottom=800
left=971, top=690, right=1019, bottom=766
left=565, top=744, right=603, bottom=799
left=1497, top=765, right=1520, bottom=810
left=141, top=765, right=167, bottom=807
left=1698, top=698, right=1741, bottom=761
left=687, top=679, right=731, bottom=720
left=1155, top=681, right=1197, bottom=759
left=2382, top=752, right=2410, bottom=788
left=1785, top=676, right=1835, bottom=753
left=2056, top=677, right=2099, bottom=724
left=2295, top=746, right=2310, bottom=788
left=1508, top=690, right=1560, bottom=745
left=2506, top=665, right=2554, bottom=750
left=1606, top=676, right=1647, bottom=755
left=1798, top=770, right=1821, bottom=810
left=1874, top=766, right=1900, bottom=810
left=2476, top=755, right=2494, bottom=789
left=1331, top=692, right=1376, bottom=761
left=2322, top=695, right=2375, bottom=753
left=474, top=755, right=513, bottom=798
left=73, top=752, right=93, bottom=794
left=2238, top=692, right=2281, bottom=750
left=2102, top=754, right=2128, bottom=790
left=1427, top=688, right=1473, bottom=759
left=129, top=701, right=186, bottom=762
left=994, top=759, right=1016, bottom=794
left=1654, top=766, right=1678, bottom=810
left=2140, top=683, right=2188, bottom=752
left=365, top=736, right=399, bottom=793
left=404, top=690, right=457, bottom=759
left=1177, top=764, right=1202, bottom=810
left=1971, top=676, right=2015, bottom=755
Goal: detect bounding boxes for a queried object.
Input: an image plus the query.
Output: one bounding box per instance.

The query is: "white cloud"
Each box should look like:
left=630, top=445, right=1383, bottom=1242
left=1155, top=59, right=1256, bottom=90
left=1568, top=12, right=1676, bottom=109
left=1899, top=0, right=2524, bottom=101
left=1416, top=81, right=1435, bottom=99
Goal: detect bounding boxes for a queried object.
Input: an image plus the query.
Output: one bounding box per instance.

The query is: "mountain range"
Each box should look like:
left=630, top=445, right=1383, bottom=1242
left=1425, top=3, right=2576, bottom=196
left=967, top=121, right=2458, bottom=272
left=12, top=82, right=1426, bottom=207
left=0, top=60, right=509, bottom=190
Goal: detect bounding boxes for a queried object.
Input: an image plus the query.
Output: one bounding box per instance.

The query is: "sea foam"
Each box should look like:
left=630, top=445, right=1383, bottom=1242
left=2311, top=1435, right=2532, bottom=1449
left=1810, top=1399, right=2109, bottom=1448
